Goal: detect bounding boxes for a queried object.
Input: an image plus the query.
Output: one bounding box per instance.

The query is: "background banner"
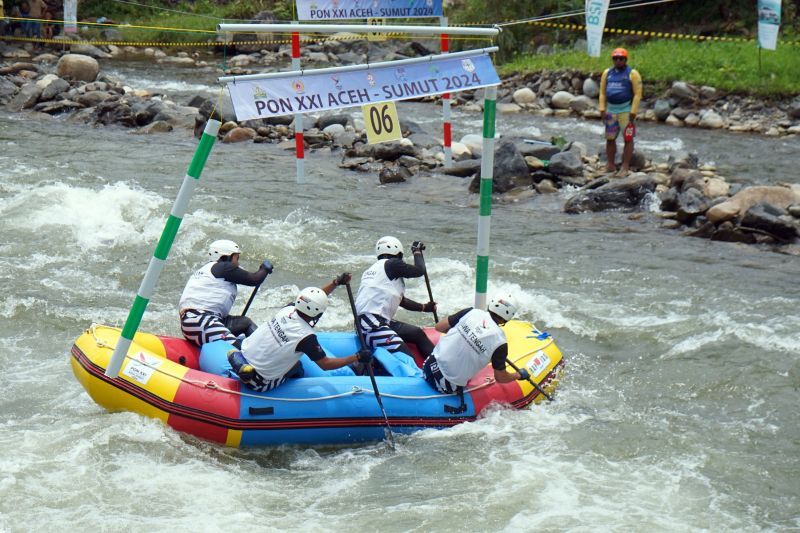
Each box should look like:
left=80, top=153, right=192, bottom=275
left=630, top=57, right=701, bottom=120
left=585, top=0, right=610, bottom=57
left=757, top=0, right=782, bottom=50
left=227, top=53, right=499, bottom=121
left=295, top=0, right=443, bottom=21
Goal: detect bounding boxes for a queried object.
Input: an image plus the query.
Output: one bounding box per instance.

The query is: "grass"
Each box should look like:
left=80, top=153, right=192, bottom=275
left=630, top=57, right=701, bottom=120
left=498, top=38, right=800, bottom=97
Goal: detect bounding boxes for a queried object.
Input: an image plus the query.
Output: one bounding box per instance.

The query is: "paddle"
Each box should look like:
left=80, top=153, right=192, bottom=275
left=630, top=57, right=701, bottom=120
left=343, top=281, right=396, bottom=449
left=417, top=247, right=439, bottom=323
left=241, top=260, right=273, bottom=317
left=505, top=358, right=554, bottom=402
left=240, top=285, right=259, bottom=317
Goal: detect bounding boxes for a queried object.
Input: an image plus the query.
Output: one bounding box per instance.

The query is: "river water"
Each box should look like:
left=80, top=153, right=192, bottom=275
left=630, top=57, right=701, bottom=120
left=1, top=63, right=799, bottom=531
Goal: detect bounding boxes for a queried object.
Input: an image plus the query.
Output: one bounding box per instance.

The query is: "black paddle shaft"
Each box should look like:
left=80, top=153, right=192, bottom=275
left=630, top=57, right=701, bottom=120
left=344, top=282, right=396, bottom=449
left=418, top=251, right=439, bottom=323
left=505, top=358, right=554, bottom=402
left=241, top=284, right=260, bottom=317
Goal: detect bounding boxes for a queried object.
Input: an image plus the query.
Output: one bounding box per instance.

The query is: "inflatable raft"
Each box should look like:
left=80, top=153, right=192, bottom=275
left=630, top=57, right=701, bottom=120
left=71, top=321, right=563, bottom=446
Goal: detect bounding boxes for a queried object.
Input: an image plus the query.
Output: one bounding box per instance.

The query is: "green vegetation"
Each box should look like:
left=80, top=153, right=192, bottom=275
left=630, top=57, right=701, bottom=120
left=499, top=39, right=800, bottom=97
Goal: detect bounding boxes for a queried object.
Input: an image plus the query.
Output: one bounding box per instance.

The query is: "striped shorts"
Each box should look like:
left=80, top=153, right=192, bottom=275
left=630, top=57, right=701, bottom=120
left=237, top=361, right=304, bottom=393
left=180, top=310, right=237, bottom=347
left=423, top=356, right=459, bottom=394
left=358, top=313, right=404, bottom=353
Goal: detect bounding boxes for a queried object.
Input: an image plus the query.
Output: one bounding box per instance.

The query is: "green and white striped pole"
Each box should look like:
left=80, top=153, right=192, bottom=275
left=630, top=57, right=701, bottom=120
left=105, top=119, right=221, bottom=378
left=475, top=85, right=497, bottom=310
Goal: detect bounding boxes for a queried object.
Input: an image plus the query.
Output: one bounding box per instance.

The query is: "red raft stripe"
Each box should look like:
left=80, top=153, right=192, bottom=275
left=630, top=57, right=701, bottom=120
left=72, top=346, right=475, bottom=433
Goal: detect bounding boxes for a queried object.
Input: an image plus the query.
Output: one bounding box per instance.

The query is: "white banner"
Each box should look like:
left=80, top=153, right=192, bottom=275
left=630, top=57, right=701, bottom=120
left=226, top=53, right=500, bottom=121
left=296, top=0, right=443, bottom=21
left=757, top=0, right=781, bottom=50
left=585, top=0, right=610, bottom=57
left=64, top=0, right=77, bottom=34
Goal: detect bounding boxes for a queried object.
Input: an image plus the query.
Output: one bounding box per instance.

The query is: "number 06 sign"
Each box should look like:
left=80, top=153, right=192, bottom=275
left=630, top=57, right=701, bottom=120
left=363, top=102, right=402, bottom=144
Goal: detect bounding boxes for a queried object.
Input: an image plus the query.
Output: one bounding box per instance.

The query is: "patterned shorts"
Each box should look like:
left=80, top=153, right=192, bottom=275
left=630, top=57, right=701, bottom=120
left=180, top=310, right=237, bottom=347
left=604, top=112, right=633, bottom=141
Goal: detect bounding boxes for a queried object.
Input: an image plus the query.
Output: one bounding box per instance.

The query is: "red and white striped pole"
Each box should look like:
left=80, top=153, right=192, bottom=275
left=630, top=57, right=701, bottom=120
left=291, top=28, right=305, bottom=182
left=440, top=16, right=452, bottom=168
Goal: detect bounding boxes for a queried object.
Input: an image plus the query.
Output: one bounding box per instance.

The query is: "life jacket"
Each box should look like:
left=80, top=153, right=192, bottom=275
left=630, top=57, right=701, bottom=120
left=355, top=259, right=405, bottom=320
left=178, top=261, right=237, bottom=317
left=241, top=305, right=314, bottom=381
left=605, top=66, right=633, bottom=105
left=432, top=309, right=507, bottom=387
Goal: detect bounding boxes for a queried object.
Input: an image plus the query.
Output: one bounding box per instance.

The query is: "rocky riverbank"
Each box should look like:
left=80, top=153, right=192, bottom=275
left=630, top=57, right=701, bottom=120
left=1, top=41, right=798, bottom=254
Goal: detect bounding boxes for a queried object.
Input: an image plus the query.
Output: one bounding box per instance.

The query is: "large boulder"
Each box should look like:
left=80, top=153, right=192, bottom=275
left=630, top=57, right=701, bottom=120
left=512, top=87, right=537, bottom=105
left=582, top=78, right=599, bottom=98
left=56, top=54, right=100, bottom=82
left=569, top=95, right=595, bottom=113
left=740, top=203, right=798, bottom=240
left=7, top=82, right=42, bottom=111
left=670, top=81, right=699, bottom=101
left=550, top=91, right=574, bottom=109
left=548, top=150, right=583, bottom=177
left=564, top=174, right=657, bottom=213
left=675, top=188, right=710, bottom=224
left=707, top=185, right=800, bottom=223
left=39, top=77, right=70, bottom=101
left=699, top=110, right=724, bottom=129
left=468, top=139, right=529, bottom=193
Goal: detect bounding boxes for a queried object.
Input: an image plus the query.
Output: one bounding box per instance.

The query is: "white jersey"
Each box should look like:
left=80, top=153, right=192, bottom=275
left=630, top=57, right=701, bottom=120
left=178, top=261, right=238, bottom=317
left=241, top=305, right=314, bottom=381
left=432, top=309, right=507, bottom=387
left=355, top=259, right=405, bottom=320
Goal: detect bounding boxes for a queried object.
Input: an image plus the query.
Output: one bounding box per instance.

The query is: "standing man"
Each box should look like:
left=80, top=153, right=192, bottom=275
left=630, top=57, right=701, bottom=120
left=355, top=236, right=436, bottom=359
left=598, top=47, right=643, bottom=177
left=179, top=239, right=272, bottom=348
left=423, top=295, right=530, bottom=395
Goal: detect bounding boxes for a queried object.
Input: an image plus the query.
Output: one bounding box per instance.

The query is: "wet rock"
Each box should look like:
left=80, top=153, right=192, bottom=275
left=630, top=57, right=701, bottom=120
left=665, top=114, right=684, bottom=127
left=675, top=188, right=710, bottom=223
left=517, top=142, right=560, bottom=161
left=671, top=169, right=705, bottom=192
left=442, top=159, right=481, bottom=178
left=33, top=99, right=83, bottom=114
left=671, top=107, right=692, bottom=120
left=653, top=99, right=672, bottom=121
left=450, top=141, right=471, bottom=160
left=668, top=151, right=699, bottom=171
left=711, top=221, right=756, bottom=244
left=684, top=113, right=700, bottom=127
left=707, top=185, right=800, bottom=223
left=740, top=203, right=798, bottom=240
left=379, top=166, right=411, bottom=184
left=138, top=120, right=173, bottom=134
left=788, top=204, right=800, bottom=218
left=686, top=220, right=716, bottom=238
left=32, top=53, right=59, bottom=63
left=56, top=54, right=99, bottom=82
left=535, top=179, right=558, bottom=193
left=322, top=123, right=346, bottom=137
left=8, top=82, right=42, bottom=111
left=659, top=187, right=680, bottom=212
left=223, top=127, right=257, bottom=143
left=480, top=139, right=530, bottom=188
left=564, top=174, right=657, bottom=213
left=39, top=77, right=70, bottom=101
left=548, top=151, right=583, bottom=176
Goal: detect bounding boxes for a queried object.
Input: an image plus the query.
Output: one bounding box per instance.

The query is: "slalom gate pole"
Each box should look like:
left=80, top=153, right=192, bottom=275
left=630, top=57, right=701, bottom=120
left=440, top=16, right=452, bottom=168
left=105, top=119, right=221, bottom=378
left=474, top=86, right=497, bottom=309
left=291, top=27, right=305, bottom=183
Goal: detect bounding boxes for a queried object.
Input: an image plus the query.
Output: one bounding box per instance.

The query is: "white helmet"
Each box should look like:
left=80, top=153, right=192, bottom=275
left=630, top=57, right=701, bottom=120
left=376, top=236, right=403, bottom=258
left=295, top=287, right=329, bottom=319
left=208, top=239, right=240, bottom=261
left=488, top=294, right=517, bottom=322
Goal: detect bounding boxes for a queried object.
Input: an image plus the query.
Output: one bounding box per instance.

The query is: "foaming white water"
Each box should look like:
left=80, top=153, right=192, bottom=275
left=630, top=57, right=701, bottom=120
left=107, top=72, right=215, bottom=95
left=2, top=181, right=167, bottom=249
left=637, top=136, right=685, bottom=152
